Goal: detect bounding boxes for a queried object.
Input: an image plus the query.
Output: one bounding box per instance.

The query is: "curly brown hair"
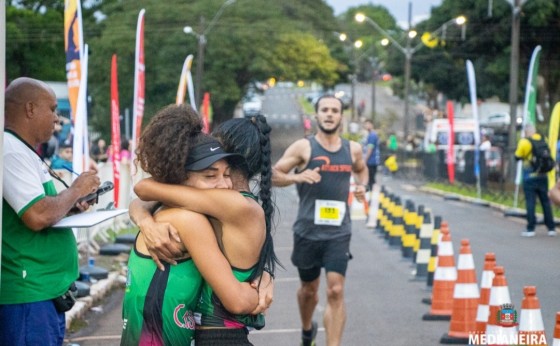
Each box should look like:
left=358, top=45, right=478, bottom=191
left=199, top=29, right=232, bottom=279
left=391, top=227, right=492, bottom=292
left=136, top=104, right=210, bottom=184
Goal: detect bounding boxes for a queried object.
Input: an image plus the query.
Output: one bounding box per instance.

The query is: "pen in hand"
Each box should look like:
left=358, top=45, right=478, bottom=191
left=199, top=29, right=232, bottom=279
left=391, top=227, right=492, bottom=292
left=63, top=165, right=80, bottom=177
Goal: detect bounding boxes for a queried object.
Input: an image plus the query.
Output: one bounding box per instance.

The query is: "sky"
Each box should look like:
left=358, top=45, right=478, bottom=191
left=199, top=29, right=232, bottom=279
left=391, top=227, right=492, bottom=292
left=326, top=0, right=444, bottom=27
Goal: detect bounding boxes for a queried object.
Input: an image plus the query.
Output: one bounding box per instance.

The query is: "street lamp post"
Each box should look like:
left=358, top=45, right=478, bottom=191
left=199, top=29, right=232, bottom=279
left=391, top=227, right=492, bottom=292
left=336, top=32, right=363, bottom=121
left=184, top=0, right=236, bottom=108
left=356, top=12, right=466, bottom=140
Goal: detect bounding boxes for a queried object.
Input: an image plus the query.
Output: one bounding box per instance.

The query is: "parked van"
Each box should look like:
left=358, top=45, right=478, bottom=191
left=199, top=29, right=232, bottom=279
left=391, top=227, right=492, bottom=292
left=425, top=118, right=477, bottom=151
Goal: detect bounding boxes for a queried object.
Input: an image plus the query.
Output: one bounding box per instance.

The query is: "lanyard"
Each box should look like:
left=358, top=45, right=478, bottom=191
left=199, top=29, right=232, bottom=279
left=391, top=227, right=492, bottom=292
left=4, top=129, right=71, bottom=189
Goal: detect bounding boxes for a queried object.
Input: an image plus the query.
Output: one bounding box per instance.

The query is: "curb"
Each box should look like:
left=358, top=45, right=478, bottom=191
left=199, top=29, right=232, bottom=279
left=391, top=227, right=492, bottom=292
left=65, top=271, right=124, bottom=329
left=418, top=186, right=558, bottom=223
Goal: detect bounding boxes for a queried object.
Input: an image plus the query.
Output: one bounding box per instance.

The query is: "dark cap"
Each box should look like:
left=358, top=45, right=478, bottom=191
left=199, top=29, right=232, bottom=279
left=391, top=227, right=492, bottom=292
left=185, top=139, right=244, bottom=171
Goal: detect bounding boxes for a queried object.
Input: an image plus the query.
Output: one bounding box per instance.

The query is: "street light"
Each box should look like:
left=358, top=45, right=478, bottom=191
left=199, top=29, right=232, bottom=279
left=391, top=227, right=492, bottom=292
left=184, top=0, right=236, bottom=108
left=335, top=32, right=363, bottom=120
left=356, top=12, right=466, bottom=139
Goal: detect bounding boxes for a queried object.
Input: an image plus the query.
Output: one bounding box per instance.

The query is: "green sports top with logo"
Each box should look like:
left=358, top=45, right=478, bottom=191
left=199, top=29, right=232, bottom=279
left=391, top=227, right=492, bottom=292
left=121, top=243, right=203, bottom=345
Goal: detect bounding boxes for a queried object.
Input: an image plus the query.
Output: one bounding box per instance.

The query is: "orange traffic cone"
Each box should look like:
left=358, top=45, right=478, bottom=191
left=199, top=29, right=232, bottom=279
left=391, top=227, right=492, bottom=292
left=553, top=312, right=560, bottom=346
left=486, top=266, right=517, bottom=345
left=474, top=253, right=496, bottom=336
left=518, top=286, right=547, bottom=345
left=423, top=226, right=456, bottom=321
left=441, top=239, right=480, bottom=344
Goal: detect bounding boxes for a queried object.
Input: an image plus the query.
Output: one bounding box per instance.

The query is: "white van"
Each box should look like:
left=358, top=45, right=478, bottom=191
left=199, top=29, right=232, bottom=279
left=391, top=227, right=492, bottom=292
left=426, top=118, right=477, bottom=151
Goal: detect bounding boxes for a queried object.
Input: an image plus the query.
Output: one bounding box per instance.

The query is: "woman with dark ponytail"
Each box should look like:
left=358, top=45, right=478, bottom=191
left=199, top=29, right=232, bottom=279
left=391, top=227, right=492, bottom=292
left=211, top=115, right=279, bottom=281
left=133, top=114, right=280, bottom=345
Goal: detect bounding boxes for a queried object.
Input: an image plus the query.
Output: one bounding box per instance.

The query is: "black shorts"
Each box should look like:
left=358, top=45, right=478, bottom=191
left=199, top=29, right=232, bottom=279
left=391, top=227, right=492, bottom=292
left=196, top=328, right=252, bottom=345
left=291, top=234, right=352, bottom=282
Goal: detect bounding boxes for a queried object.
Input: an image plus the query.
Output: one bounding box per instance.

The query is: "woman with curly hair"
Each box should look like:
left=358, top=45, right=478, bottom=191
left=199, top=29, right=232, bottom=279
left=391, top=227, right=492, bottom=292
left=122, top=104, right=268, bottom=345
left=127, top=107, right=279, bottom=345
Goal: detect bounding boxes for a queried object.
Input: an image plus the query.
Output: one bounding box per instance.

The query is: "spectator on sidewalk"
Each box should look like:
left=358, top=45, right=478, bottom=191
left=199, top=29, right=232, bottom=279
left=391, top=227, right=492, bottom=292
left=363, top=119, right=380, bottom=190
left=90, top=138, right=109, bottom=164
left=514, top=124, right=556, bottom=237
left=50, top=143, right=73, bottom=170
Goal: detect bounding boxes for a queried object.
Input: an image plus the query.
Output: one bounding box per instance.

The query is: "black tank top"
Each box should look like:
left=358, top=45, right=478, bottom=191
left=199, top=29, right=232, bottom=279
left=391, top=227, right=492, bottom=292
left=293, top=136, right=352, bottom=240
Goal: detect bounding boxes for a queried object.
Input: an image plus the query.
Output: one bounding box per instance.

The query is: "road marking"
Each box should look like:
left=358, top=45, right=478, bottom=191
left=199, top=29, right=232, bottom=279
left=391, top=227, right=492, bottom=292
left=65, top=335, right=122, bottom=342
left=252, top=326, right=325, bottom=334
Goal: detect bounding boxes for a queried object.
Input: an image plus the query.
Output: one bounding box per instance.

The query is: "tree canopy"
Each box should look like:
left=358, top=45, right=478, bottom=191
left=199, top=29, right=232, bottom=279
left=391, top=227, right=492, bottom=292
left=6, top=0, right=560, bottom=135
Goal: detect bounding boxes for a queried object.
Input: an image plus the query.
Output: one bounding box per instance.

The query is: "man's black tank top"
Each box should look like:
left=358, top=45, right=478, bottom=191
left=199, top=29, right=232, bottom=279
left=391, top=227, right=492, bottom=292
left=293, top=136, right=353, bottom=241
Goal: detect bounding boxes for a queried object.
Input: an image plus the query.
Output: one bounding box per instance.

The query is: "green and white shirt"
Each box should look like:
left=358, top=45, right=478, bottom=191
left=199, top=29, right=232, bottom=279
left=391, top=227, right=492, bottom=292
left=0, top=131, right=78, bottom=304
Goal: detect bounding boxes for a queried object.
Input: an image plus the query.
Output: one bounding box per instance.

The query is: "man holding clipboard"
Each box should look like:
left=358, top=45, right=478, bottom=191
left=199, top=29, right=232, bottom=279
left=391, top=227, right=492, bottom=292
left=0, top=78, right=101, bottom=345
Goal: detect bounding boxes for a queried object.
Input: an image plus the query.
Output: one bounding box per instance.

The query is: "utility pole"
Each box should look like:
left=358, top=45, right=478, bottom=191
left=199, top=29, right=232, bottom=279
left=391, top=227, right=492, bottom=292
left=507, top=0, right=521, bottom=181
left=371, top=66, right=376, bottom=123
left=403, top=2, right=412, bottom=140
left=194, top=16, right=206, bottom=110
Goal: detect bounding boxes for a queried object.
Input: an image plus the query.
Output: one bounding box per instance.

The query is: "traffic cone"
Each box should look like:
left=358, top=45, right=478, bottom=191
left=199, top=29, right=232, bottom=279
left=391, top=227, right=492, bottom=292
left=366, top=184, right=381, bottom=229
left=389, top=197, right=404, bottom=247
left=552, top=312, right=560, bottom=346
left=474, top=253, right=496, bottom=336
left=518, top=286, right=547, bottom=345
left=413, top=210, right=434, bottom=280
left=402, top=200, right=417, bottom=259
left=422, top=218, right=445, bottom=305
left=382, top=192, right=395, bottom=241
left=412, top=204, right=425, bottom=263
left=440, top=239, right=480, bottom=344
left=485, top=266, right=517, bottom=345
left=423, top=226, right=456, bottom=321
left=377, top=188, right=389, bottom=236
left=426, top=217, right=443, bottom=288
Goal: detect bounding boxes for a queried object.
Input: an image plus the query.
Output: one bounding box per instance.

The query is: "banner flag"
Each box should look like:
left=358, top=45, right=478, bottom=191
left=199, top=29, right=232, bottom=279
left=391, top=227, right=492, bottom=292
left=466, top=60, right=482, bottom=198
left=446, top=100, right=455, bottom=184
left=514, top=46, right=543, bottom=206
left=187, top=62, right=196, bottom=111
left=548, top=103, right=560, bottom=189
left=130, top=9, right=145, bottom=176
left=522, top=45, right=542, bottom=127
left=111, top=54, right=121, bottom=207
left=64, top=0, right=84, bottom=121
left=176, top=54, right=194, bottom=107
left=202, top=92, right=211, bottom=133
left=72, top=44, right=89, bottom=175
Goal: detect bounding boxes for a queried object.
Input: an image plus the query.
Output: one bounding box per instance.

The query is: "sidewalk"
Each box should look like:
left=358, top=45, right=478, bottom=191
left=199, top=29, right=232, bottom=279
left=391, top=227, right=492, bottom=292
left=66, top=253, right=128, bottom=330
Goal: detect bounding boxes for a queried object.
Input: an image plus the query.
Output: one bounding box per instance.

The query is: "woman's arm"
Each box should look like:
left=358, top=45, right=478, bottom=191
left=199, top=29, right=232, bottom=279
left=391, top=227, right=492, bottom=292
left=129, top=198, right=183, bottom=270
left=156, top=208, right=258, bottom=314
left=135, top=178, right=259, bottom=223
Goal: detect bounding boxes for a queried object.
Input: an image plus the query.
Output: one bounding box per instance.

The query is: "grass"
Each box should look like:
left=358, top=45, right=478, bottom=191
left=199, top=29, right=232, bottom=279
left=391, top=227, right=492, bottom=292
left=424, top=181, right=560, bottom=218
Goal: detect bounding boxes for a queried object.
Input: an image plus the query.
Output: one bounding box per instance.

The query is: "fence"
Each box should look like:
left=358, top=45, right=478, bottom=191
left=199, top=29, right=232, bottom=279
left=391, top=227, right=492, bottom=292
left=387, top=146, right=519, bottom=197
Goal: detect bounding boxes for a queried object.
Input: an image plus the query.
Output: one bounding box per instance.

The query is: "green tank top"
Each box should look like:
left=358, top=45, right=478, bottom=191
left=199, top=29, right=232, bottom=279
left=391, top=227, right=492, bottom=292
left=121, top=242, right=203, bottom=345
left=195, top=191, right=265, bottom=330
left=195, top=265, right=265, bottom=330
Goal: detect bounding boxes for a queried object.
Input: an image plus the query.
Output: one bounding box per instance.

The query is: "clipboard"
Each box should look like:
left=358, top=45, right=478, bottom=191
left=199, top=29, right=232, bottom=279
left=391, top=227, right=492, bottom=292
left=52, top=209, right=128, bottom=228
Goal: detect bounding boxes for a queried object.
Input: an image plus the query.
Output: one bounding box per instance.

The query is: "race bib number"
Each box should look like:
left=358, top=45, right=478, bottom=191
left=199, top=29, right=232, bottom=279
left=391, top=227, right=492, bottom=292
left=314, top=200, right=346, bottom=226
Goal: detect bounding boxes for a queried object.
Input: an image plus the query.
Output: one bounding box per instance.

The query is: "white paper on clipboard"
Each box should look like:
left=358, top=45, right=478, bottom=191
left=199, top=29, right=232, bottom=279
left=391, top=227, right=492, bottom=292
left=52, top=209, right=128, bottom=228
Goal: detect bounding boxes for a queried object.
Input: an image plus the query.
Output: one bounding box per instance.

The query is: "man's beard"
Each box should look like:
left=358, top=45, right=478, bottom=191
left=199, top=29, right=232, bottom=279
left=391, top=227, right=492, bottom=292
left=317, top=121, right=340, bottom=135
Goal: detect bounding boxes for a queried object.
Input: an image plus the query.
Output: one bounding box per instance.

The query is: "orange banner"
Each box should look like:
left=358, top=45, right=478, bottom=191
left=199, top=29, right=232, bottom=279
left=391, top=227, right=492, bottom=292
left=64, top=0, right=83, bottom=121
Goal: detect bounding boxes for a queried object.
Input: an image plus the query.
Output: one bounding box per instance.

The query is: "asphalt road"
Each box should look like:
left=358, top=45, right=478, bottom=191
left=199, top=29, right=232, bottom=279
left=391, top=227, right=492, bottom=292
left=65, top=85, right=560, bottom=345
